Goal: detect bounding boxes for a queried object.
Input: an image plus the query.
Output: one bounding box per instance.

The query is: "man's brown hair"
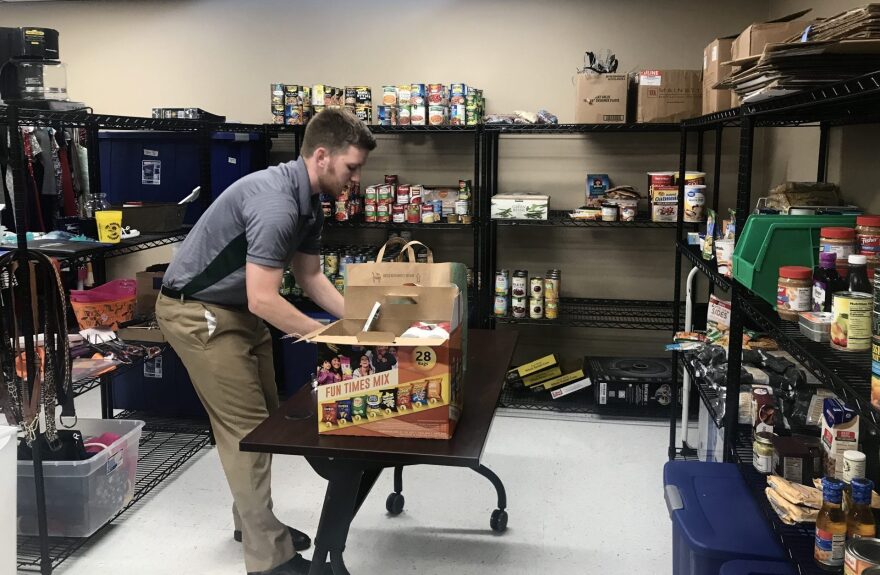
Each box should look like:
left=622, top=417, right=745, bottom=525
left=301, top=108, right=376, bottom=157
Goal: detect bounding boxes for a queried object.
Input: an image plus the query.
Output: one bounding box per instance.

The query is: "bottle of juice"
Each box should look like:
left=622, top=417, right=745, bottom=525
left=813, top=252, right=842, bottom=312
left=815, top=477, right=846, bottom=571
left=847, top=477, right=876, bottom=539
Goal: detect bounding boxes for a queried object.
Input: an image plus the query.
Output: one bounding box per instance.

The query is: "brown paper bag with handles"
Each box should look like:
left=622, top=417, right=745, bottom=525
left=345, top=238, right=468, bottom=366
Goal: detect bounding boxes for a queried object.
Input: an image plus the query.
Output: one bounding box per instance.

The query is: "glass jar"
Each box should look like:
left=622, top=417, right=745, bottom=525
left=753, top=431, right=775, bottom=474
left=856, top=215, right=880, bottom=255
left=777, top=266, right=812, bottom=321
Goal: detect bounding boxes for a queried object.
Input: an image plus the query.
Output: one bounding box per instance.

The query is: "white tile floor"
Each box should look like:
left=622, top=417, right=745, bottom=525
left=47, top=389, right=673, bottom=575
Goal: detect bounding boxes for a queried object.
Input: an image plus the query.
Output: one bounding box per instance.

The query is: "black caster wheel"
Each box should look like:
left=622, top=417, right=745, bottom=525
left=490, top=509, right=508, bottom=533
left=386, top=492, right=405, bottom=516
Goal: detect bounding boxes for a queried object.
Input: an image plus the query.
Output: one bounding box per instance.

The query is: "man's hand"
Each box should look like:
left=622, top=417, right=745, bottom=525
left=292, top=252, right=345, bottom=319
left=245, top=262, right=324, bottom=336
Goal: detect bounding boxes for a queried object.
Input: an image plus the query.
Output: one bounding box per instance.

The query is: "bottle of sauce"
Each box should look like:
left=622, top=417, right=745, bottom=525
left=815, top=477, right=846, bottom=571
left=847, top=477, right=876, bottom=539
left=847, top=254, right=871, bottom=294
left=813, top=252, right=843, bottom=312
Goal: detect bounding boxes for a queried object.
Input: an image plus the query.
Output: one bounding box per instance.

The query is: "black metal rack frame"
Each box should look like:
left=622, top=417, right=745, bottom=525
left=484, top=122, right=689, bottom=412
left=668, top=70, right=880, bottom=575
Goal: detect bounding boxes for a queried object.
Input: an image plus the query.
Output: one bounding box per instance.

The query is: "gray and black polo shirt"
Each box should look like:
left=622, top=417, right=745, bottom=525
left=163, top=157, right=322, bottom=307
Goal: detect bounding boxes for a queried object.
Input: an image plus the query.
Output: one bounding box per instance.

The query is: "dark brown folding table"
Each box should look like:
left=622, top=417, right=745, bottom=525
left=240, top=329, right=518, bottom=575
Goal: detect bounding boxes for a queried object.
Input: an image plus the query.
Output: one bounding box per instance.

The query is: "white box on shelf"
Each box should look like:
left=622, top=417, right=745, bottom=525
left=491, top=193, right=550, bottom=220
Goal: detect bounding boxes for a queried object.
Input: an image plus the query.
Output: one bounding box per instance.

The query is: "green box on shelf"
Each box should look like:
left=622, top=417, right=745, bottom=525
left=732, top=214, right=856, bottom=307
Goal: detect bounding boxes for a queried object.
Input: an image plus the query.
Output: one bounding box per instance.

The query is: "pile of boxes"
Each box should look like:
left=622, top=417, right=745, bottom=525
left=575, top=70, right=702, bottom=124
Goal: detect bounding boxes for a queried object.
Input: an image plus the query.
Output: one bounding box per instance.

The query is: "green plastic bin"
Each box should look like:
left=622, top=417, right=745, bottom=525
left=732, top=214, right=856, bottom=307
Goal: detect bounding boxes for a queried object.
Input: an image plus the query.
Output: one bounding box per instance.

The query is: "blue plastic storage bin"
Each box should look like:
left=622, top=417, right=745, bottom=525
left=99, top=131, right=264, bottom=225
left=111, top=348, right=206, bottom=417
left=664, top=461, right=785, bottom=575
left=719, top=560, right=796, bottom=575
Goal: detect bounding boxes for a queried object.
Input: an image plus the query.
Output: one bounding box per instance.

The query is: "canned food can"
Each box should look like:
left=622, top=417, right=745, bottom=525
left=365, top=185, right=379, bottom=204
left=384, top=174, right=399, bottom=185
left=410, top=84, right=426, bottom=105
left=377, top=204, right=390, bottom=219
left=428, top=105, right=446, bottom=126
left=325, top=253, right=339, bottom=275
left=432, top=200, right=444, bottom=219
left=511, top=272, right=528, bottom=298
left=321, top=200, right=332, bottom=218
left=397, top=85, right=412, bottom=106
left=421, top=211, right=435, bottom=224
left=844, top=538, right=880, bottom=575
left=340, top=254, right=353, bottom=276
left=381, top=85, right=397, bottom=106
left=494, top=295, right=508, bottom=317
left=832, top=292, right=873, bottom=352
left=397, top=184, right=411, bottom=205
left=334, top=276, right=345, bottom=293
left=411, top=105, right=426, bottom=126
left=410, top=185, right=422, bottom=202
left=495, top=270, right=509, bottom=295
left=335, top=201, right=348, bottom=222
left=450, top=83, right=468, bottom=105
left=455, top=200, right=470, bottom=216
left=378, top=184, right=393, bottom=203
left=427, top=84, right=447, bottom=105
left=406, top=204, right=421, bottom=224
left=511, top=297, right=527, bottom=318
left=392, top=205, right=406, bottom=223
left=530, top=277, right=544, bottom=298
left=545, top=301, right=559, bottom=320
left=354, top=105, right=372, bottom=123
left=398, top=105, right=411, bottom=126
left=377, top=214, right=391, bottom=223
left=529, top=299, right=544, bottom=319
left=450, top=104, right=466, bottom=125
left=344, top=87, right=357, bottom=107
left=544, top=277, right=560, bottom=301
left=365, top=203, right=377, bottom=216
left=684, top=184, right=707, bottom=223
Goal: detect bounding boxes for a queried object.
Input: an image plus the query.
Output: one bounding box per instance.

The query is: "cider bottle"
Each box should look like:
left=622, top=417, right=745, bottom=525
left=847, top=477, right=877, bottom=539
left=815, top=477, right=846, bottom=571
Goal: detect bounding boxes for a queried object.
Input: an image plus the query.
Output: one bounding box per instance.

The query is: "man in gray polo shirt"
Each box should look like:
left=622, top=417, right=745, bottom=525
left=156, top=109, right=375, bottom=575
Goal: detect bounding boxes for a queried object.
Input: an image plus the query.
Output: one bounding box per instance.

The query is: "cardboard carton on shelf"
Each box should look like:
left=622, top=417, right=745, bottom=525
left=136, top=270, right=164, bottom=317
left=574, top=73, right=628, bottom=124
left=703, top=37, right=735, bottom=115
left=820, top=398, right=859, bottom=480
left=305, top=284, right=464, bottom=439
left=491, top=193, right=549, bottom=220
left=634, top=70, right=702, bottom=123
left=730, top=9, right=813, bottom=61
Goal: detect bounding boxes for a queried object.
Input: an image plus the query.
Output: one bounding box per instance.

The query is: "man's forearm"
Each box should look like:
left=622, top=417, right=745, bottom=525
left=302, top=273, right=345, bottom=318
left=250, top=293, right=324, bottom=337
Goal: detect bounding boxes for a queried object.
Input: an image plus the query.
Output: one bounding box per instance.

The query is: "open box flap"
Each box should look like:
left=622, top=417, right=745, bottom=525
left=343, top=284, right=461, bottom=326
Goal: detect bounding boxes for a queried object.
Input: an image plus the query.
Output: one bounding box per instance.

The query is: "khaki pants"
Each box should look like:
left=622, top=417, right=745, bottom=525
left=155, top=294, right=294, bottom=573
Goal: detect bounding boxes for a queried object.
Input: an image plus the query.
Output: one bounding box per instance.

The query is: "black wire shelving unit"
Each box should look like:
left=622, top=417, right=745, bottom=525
left=667, top=70, right=880, bottom=575
left=495, top=209, right=685, bottom=229
left=494, top=297, right=675, bottom=330
left=16, top=413, right=211, bottom=572
left=324, top=218, right=478, bottom=231
left=55, top=230, right=191, bottom=268
left=485, top=121, right=686, bottom=415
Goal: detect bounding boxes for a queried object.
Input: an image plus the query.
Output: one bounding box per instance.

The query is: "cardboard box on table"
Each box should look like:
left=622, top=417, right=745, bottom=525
left=306, top=284, right=464, bottom=439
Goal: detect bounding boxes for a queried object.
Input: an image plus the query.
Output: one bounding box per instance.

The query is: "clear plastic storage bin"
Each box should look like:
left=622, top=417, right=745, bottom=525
left=17, top=418, right=144, bottom=538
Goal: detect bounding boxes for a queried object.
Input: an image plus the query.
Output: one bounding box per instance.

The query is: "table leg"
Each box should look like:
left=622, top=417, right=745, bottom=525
left=306, top=458, right=383, bottom=575
left=475, top=464, right=508, bottom=533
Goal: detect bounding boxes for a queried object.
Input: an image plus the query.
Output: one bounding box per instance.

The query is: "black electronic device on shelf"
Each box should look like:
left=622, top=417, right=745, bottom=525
left=0, top=26, right=84, bottom=109
left=588, top=356, right=674, bottom=410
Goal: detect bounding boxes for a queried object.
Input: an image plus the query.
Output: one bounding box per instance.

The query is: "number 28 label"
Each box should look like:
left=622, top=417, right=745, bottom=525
left=413, top=347, right=437, bottom=370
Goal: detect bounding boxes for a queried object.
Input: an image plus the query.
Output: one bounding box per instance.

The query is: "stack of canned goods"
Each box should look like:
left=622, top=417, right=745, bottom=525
left=344, top=86, right=372, bottom=123
left=270, top=84, right=313, bottom=126
left=494, top=269, right=561, bottom=319
left=377, top=83, right=485, bottom=126
left=363, top=177, right=472, bottom=224
left=320, top=180, right=364, bottom=222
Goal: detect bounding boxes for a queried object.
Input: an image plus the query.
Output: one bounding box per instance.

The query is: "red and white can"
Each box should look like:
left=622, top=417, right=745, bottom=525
left=392, top=205, right=406, bottom=223
left=397, top=184, right=411, bottom=205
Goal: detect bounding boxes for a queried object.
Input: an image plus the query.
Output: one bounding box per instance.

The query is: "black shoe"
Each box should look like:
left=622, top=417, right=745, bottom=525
left=234, top=526, right=312, bottom=551
left=247, top=554, right=319, bottom=575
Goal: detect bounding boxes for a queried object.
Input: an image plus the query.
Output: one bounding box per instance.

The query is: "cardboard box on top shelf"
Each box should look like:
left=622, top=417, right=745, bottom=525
left=575, top=73, right=628, bottom=124
left=703, top=37, right=735, bottom=115
left=731, top=9, right=813, bottom=61
left=306, top=284, right=464, bottom=439
left=634, top=70, right=702, bottom=123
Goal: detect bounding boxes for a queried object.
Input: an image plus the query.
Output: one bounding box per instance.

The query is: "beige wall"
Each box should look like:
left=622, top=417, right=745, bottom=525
left=4, top=0, right=773, bottom=362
